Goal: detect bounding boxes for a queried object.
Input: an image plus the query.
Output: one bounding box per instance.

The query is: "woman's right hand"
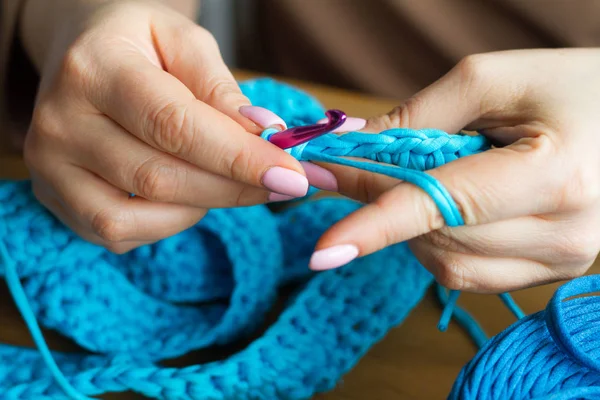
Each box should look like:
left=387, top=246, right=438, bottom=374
left=20, top=0, right=323, bottom=252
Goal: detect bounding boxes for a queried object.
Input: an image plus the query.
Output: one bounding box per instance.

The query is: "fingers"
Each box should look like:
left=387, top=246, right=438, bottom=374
left=31, top=183, right=152, bottom=253
left=91, top=56, right=308, bottom=198
left=408, top=237, right=592, bottom=294
left=413, top=213, right=600, bottom=268
left=151, top=20, right=262, bottom=133
left=29, top=163, right=207, bottom=251
left=315, top=133, right=564, bottom=263
left=70, top=116, right=273, bottom=208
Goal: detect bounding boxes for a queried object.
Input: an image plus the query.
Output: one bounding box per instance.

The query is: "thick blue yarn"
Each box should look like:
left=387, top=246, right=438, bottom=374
left=0, top=78, right=596, bottom=400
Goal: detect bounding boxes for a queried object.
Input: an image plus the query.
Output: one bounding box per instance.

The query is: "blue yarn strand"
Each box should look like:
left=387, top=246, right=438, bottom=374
left=1, top=78, right=569, bottom=400
left=0, top=240, right=95, bottom=400
left=499, top=292, right=526, bottom=320
left=434, top=285, right=488, bottom=348
left=437, top=289, right=461, bottom=332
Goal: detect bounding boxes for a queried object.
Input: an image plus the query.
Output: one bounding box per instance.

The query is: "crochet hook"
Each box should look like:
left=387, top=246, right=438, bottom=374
left=268, top=109, right=346, bottom=149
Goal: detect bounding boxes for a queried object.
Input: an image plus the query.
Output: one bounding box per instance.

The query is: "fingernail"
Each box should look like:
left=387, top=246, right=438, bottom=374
left=317, top=117, right=366, bottom=133
left=301, top=162, right=338, bottom=192
left=262, top=167, right=309, bottom=197
left=309, top=244, right=360, bottom=271
left=268, top=192, right=296, bottom=202
left=240, top=105, right=287, bottom=130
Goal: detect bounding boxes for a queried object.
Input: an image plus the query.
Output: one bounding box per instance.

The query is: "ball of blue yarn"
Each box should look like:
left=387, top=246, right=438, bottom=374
left=450, top=275, right=600, bottom=400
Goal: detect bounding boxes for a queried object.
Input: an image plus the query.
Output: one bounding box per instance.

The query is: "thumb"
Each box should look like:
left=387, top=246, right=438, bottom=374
left=154, top=19, right=272, bottom=133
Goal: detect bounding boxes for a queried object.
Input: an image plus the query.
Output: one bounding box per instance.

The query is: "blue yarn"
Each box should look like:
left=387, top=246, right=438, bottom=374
left=0, top=187, right=433, bottom=399
left=434, top=285, right=488, bottom=348
left=500, top=292, right=527, bottom=320
left=450, top=274, right=600, bottom=399
left=7, top=77, right=588, bottom=400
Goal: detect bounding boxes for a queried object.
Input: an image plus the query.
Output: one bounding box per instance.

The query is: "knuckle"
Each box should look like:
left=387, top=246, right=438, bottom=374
left=59, top=43, right=92, bottom=86
left=146, top=101, right=195, bottom=155
left=133, top=158, right=183, bottom=202
left=91, top=208, right=131, bottom=243
left=224, top=146, right=255, bottom=182
left=203, top=76, right=245, bottom=106
left=557, top=229, right=600, bottom=265
left=456, top=54, right=490, bottom=84
left=454, top=54, right=493, bottom=105
left=434, top=256, right=468, bottom=291
left=30, top=103, right=65, bottom=142
left=560, top=164, right=600, bottom=210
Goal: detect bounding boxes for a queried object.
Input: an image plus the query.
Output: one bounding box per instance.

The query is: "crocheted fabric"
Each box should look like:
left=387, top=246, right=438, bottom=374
left=6, top=77, right=598, bottom=400
left=0, top=79, right=453, bottom=400
left=1, top=182, right=433, bottom=399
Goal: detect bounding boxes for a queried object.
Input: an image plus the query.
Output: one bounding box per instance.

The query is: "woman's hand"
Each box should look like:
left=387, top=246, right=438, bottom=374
left=20, top=0, right=318, bottom=252
left=310, top=49, right=600, bottom=293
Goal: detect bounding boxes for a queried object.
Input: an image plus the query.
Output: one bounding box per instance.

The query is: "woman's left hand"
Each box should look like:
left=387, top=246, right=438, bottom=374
left=309, top=49, right=600, bottom=294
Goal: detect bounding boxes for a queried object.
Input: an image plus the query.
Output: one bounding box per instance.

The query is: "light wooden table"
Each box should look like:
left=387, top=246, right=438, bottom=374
left=1, top=70, right=597, bottom=399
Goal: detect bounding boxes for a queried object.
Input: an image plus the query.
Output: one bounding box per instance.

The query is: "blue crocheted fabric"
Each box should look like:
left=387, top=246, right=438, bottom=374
left=1, top=182, right=433, bottom=399
left=4, top=78, right=595, bottom=400
left=0, top=79, right=447, bottom=400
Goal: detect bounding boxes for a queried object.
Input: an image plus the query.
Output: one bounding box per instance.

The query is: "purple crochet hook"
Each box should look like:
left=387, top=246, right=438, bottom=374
left=268, top=109, right=347, bottom=149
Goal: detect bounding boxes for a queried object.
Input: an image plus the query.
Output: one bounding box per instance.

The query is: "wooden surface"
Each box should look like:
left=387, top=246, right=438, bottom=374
left=1, top=70, right=598, bottom=399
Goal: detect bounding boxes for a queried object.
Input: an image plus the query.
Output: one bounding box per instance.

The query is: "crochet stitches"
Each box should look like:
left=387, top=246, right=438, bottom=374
left=0, top=78, right=449, bottom=399
left=4, top=77, right=595, bottom=400
left=0, top=182, right=433, bottom=399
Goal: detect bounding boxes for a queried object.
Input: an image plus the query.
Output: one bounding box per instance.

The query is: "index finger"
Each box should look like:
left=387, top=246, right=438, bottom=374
left=93, top=57, right=308, bottom=195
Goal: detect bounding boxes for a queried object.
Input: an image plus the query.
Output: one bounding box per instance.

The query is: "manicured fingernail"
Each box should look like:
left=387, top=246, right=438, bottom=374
left=309, top=244, right=359, bottom=271
left=317, top=117, right=366, bottom=132
left=262, top=167, right=308, bottom=197
left=268, top=192, right=296, bottom=202
left=240, top=105, right=287, bottom=130
left=301, top=162, right=338, bottom=192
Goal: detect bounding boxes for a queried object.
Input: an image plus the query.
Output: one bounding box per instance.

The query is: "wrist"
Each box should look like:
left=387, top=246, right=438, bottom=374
left=19, top=0, right=114, bottom=72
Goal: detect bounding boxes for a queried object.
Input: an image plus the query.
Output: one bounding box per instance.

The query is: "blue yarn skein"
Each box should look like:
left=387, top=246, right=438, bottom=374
left=450, top=274, right=600, bottom=400
left=0, top=77, right=524, bottom=400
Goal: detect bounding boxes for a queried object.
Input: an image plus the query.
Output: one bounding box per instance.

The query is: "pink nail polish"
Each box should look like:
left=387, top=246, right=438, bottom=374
left=309, top=244, right=359, bottom=271
left=240, top=106, right=287, bottom=130
left=268, top=192, right=296, bottom=202
left=317, top=117, right=366, bottom=133
left=262, top=167, right=309, bottom=197
left=300, top=162, right=338, bottom=192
